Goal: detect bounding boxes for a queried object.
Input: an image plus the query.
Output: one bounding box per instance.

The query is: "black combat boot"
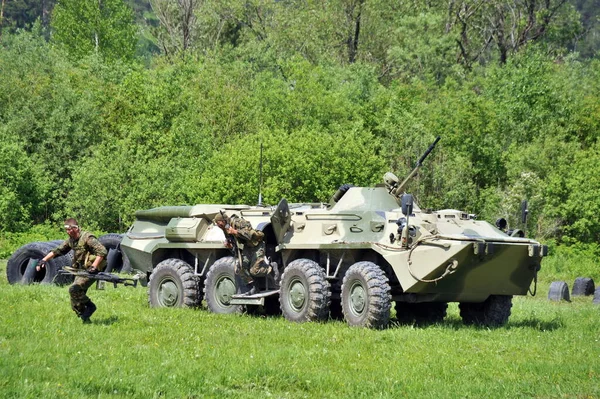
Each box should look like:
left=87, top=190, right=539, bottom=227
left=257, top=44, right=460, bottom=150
left=242, top=284, right=258, bottom=296
left=81, top=301, right=97, bottom=324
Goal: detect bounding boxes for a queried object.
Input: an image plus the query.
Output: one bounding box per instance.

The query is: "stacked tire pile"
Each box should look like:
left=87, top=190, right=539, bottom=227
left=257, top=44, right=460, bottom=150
left=548, top=277, right=598, bottom=304
left=6, top=233, right=130, bottom=286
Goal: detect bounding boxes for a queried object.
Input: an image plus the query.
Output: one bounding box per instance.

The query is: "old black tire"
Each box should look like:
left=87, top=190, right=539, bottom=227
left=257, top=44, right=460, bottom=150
left=395, top=302, right=448, bottom=325
left=7, top=242, right=71, bottom=285
left=44, top=240, right=74, bottom=285
left=572, top=277, right=595, bottom=296
left=204, top=257, right=243, bottom=314
left=279, top=258, right=330, bottom=322
left=148, top=258, right=201, bottom=308
left=98, top=233, right=132, bottom=273
left=548, top=281, right=571, bottom=301
left=341, top=261, right=392, bottom=329
left=459, top=295, right=513, bottom=327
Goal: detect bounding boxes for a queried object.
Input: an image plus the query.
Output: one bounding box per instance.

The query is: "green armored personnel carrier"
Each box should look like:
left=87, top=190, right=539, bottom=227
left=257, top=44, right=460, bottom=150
left=120, top=138, right=547, bottom=328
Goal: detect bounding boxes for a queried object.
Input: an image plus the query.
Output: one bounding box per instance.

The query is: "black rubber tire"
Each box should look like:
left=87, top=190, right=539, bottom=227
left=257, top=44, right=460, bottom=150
left=98, top=233, right=123, bottom=249
left=341, top=261, right=392, bottom=329
left=459, top=295, right=513, bottom=327
left=204, top=257, right=243, bottom=314
left=148, top=258, right=201, bottom=308
left=105, top=248, right=119, bottom=273
left=21, top=259, right=38, bottom=284
left=44, top=240, right=74, bottom=285
left=395, top=302, right=448, bottom=325
left=279, top=258, right=330, bottom=323
left=572, top=277, right=595, bottom=296
left=7, top=242, right=71, bottom=285
left=548, top=281, right=571, bottom=301
left=98, top=233, right=132, bottom=273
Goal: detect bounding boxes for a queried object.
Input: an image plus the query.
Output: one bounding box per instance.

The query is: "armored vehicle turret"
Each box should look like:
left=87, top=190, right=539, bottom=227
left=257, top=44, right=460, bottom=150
left=120, top=138, right=546, bottom=328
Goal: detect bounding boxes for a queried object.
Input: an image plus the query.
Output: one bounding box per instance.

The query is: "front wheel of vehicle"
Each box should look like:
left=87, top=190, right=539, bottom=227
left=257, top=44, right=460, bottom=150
left=148, top=258, right=201, bottom=308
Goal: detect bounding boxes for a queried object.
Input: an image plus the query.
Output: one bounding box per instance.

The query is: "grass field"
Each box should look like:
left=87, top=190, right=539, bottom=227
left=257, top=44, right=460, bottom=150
left=1, top=259, right=599, bottom=399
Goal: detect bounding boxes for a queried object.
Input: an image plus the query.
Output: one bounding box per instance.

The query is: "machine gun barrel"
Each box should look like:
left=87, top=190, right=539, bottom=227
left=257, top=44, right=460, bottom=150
left=391, top=136, right=441, bottom=198
left=59, top=268, right=139, bottom=288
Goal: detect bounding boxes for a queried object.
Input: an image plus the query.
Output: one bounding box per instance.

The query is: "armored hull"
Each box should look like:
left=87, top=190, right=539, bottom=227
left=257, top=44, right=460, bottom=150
left=121, top=184, right=546, bottom=328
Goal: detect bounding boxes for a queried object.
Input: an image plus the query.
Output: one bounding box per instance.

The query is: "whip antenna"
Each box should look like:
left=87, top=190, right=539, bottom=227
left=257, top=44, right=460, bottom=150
left=258, top=142, right=264, bottom=206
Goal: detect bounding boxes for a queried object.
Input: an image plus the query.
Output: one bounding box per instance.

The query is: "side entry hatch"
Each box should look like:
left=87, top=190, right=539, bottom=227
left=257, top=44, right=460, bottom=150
left=271, top=198, right=291, bottom=244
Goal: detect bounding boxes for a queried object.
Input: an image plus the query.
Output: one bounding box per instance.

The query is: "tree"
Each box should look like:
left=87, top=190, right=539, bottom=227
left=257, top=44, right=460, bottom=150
left=449, top=0, right=581, bottom=66
left=0, top=0, right=56, bottom=36
left=150, top=0, right=199, bottom=57
left=51, top=0, right=136, bottom=61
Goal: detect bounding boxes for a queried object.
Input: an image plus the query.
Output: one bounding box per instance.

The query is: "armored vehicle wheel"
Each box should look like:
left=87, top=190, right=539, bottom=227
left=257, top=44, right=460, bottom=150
left=341, top=262, right=392, bottom=329
left=204, top=257, right=243, bottom=314
left=279, top=258, right=330, bottom=322
left=148, top=259, right=201, bottom=308
left=395, top=302, right=448, bottom=325
left=459, top=295, right=513, bottom=327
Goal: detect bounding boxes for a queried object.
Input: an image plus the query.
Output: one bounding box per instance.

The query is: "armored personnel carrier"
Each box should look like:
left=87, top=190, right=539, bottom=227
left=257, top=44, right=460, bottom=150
left=120, top=138, right=547, bottom=328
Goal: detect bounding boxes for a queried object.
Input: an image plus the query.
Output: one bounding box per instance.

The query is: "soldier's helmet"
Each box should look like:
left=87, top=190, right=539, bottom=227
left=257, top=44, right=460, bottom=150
left=214, top=212, right=229, bottom=223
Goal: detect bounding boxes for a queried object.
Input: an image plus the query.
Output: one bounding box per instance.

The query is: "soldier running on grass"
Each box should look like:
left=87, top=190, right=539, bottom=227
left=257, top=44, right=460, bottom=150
left=37, top=218, right=108, bottom=324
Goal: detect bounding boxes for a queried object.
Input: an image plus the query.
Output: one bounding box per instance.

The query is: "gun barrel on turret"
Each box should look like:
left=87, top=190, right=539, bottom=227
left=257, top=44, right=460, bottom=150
left=391, top=136, right=440, bottom=198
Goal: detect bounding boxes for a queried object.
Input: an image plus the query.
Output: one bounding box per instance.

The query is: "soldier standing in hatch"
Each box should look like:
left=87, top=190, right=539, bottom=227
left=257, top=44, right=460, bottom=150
left=214, top=212, right=279, bottom=294
left=37, top=218, right=107, bottom=324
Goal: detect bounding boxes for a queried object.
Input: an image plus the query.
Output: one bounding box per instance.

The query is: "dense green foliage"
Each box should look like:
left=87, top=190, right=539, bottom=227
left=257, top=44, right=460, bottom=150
left=0, top=262, right=598, bottom=398
left=51, top=0, right=137, bottom=61
left=0, top=1, right=599, bottom=252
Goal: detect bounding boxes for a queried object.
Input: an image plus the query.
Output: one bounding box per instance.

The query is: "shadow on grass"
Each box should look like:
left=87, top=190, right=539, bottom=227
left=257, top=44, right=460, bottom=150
left=506, top=318, right=565, bottom=331
left=91, top=316, right=119, bottom=325
left=388, top=316, right=564, bottom=331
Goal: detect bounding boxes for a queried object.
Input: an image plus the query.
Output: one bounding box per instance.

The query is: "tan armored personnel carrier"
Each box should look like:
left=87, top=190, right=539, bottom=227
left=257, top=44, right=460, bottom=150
left=120, top=138, right=547, bottom=328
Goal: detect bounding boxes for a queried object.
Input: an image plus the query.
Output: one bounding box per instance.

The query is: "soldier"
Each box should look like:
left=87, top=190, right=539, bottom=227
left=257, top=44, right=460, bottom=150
left=214, top=212, right=279, bottom=295
left=37, top=218, right=108, bottom=324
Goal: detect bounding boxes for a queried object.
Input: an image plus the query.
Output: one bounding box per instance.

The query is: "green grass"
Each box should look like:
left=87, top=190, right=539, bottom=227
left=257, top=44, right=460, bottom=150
left=1, top=259, right=599, bottom=399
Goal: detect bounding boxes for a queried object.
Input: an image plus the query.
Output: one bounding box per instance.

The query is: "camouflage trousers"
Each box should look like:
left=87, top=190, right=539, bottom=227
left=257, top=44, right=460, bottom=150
left=69, top=276, right=95, bottom=315
left=235, top=241, right=272, bottom=285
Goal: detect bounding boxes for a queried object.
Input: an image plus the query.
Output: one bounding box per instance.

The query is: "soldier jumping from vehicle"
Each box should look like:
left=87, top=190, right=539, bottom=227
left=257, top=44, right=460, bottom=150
left=37, top=218, right=108, bottom=324
left=214, top=212, right=279, bottom=295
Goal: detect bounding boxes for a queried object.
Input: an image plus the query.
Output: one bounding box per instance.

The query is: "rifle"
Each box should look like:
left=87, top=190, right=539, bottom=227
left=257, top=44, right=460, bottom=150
left=59, top=267, right=140, bottom=288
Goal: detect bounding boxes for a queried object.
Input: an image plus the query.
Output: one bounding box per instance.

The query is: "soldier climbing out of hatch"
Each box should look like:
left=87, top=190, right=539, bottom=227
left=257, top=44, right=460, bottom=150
left=214, top=212, right=279, bottom=295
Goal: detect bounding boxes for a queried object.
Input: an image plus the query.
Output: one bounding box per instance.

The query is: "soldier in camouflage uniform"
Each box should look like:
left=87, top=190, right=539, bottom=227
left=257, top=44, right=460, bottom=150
left=214, top=212, right=279, bottom=295
left=37, top=218, right=107, bottom=324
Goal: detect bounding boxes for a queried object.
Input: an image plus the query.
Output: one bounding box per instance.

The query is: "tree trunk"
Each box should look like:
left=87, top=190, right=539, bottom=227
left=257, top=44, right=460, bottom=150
left=0, top=0, right=6, bottom=40
left=346, top=0, right=365, bottom=64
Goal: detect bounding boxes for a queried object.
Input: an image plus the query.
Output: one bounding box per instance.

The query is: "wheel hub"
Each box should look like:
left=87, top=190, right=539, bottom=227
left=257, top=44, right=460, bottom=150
left=349, top=281, right=366, bottom=315
left=215, top=276, right=236, bottom=305
left=158, top=279, right=179, bottom=307
left=289, top=279, right=307, bottom=311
